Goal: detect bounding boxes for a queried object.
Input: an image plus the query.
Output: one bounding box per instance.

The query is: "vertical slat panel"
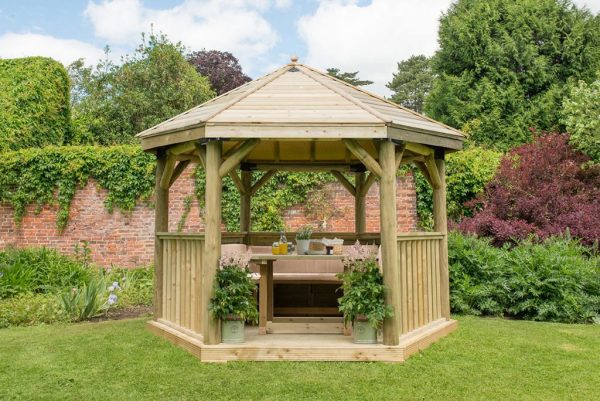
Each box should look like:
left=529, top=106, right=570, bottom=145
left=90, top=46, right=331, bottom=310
left=175, top=239, right=181, bottom=325
left=196, top=239, right=204, bottom=334
left=406, top=240, right=413, bottom=332
left=412, top=241, right=419, bottom=330
left=162, top=240, right=169, bottom=322
left=424, top=239, right=430, bottom=324
left=185, top=239, right=192, bottom=328
left=418, top=240, right=424, bottom=327
left=171, top=239, right=177, bottom=322
left=401, top=241, right=408, bottom=334
left=190, top=240, right=197, bottom=332
left=435, top=238, right=441, bottom=319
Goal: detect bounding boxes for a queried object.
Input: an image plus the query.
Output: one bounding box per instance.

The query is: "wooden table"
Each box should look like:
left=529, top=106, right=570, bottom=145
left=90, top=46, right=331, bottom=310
left=250, top=254, right=345, bottom=334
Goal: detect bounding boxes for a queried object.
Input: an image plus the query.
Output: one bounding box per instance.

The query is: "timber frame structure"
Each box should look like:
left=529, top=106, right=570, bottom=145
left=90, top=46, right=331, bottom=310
left=137, top=57, right=465, bottom=362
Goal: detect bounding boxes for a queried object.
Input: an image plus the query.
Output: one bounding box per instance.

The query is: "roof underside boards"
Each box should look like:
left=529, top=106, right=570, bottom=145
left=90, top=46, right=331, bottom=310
left=136, top=62, right=465, bottom=151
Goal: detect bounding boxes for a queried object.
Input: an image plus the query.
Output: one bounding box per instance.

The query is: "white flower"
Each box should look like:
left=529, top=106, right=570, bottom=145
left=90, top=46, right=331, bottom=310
left=108, top=294, right=118, bottom=306
left=112, top=281, right=121, bottom=290
left=108, top=285, right=115, bottom=292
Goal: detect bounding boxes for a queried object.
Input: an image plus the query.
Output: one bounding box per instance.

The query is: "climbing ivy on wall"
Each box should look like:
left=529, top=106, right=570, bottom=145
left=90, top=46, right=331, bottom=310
left=193, top=168, right=335, bottom=231
left=0, top=145, right=336, bottom=232
left=0, top=146, right=155, bottom=230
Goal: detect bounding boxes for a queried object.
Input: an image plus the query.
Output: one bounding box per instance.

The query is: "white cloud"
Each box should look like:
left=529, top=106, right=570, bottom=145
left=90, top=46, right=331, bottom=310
left=298, top=0, right=451, bottom=96
left=0, top=32, right=106, bottom=65
left=84, top=0, right=281, bottom=75
left=573, top=0, right=600, bottom=12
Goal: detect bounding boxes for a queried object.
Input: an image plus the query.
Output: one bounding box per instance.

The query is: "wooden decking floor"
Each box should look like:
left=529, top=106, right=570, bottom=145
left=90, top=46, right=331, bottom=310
left=147, top=318, right=457, bottom=362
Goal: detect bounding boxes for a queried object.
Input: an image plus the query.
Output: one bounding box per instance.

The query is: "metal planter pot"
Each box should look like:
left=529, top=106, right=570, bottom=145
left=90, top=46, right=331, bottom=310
left=296, top=239, right=310, bottom=255
left=353, top=319, right=377, bottom=344
left=221, top=318, right=245, bottom=343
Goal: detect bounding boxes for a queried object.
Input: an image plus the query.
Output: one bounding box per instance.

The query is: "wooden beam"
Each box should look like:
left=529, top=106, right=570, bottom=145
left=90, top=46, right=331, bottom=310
left=203, top=141, right=222, bottom=345
left=405, top=142, right=433, bottom=157
left=310, top=141, right=316, bottom=162
left=154, top=151, right=169, bottom=320
left=414, top=161, right=434, bottom=187
left=330, top=171, right=356, bottom=196
left=360, top=172, right=378, bottom=197
left=355, top=172, right=366, bottom=234
left=251, top=163, right=354, bottom=172
left=395, top=144, right=405, bottom=171
left=343, top=139, right=383, bottom=178
left=248, top=170, right=275, bottom=196
left=159, top=153, right=177, bottom=190
left=240, top=171, right=252, bottom=237
left=400, top=155, right=425, bottom=165
left=228, top=171, right=246, bottom=195
left=219, top=139, right=259, bottom=178
left=424, top=155, right=442, bottom=189
left=433, top=156, right=450, bottom=319
left=194, top=143, right=206, bottom=168
left=379, top=139, right=401, bottom=346
left=169, top=160, right=190, bottom=187
left=168, top=141, right=196, bottom=155
left=223, top=141, right=243, bottom=159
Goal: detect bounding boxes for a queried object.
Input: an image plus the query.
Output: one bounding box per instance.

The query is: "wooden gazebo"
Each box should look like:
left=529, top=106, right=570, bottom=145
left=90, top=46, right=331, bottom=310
left=138, top=57, right=464, bottom=362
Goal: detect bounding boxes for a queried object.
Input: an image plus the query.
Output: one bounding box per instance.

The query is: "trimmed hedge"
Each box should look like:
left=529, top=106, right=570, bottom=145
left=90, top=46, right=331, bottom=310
left=0, top=57, right=71, bottom=151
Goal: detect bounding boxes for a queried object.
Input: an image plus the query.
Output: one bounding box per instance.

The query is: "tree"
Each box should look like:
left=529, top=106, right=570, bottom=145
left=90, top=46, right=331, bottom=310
left=387, top=55, right=434, bottom=113
left=69, top=34, right=214, bottom=145
left=425, top=0, right=600, bottom=151
left=187, top=50, right=251, bottom=95
left=562, top=72, right=600, bottom=163
left=458, top=133, right=600, bottom=246
left=326, top=68, right=373, bottom=86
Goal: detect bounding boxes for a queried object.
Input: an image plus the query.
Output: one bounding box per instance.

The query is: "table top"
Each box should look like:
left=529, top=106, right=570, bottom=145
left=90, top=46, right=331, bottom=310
left=250, top=253, right=345, bottom=261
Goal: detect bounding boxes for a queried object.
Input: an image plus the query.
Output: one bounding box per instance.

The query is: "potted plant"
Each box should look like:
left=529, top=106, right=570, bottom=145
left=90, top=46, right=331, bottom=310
left=295, top=225, right=313, bottom=255
left=209, top=252, right=258, bottom=343
left=337, top=243, right=393, bottom=344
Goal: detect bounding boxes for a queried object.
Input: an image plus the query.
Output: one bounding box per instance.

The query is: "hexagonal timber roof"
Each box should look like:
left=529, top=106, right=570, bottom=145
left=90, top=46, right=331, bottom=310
left=136, top=60, right=465, bottom=152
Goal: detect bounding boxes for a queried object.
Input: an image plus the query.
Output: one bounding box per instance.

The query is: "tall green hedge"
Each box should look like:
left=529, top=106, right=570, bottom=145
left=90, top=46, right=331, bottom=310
left=0, top=57, right=71, bottom=151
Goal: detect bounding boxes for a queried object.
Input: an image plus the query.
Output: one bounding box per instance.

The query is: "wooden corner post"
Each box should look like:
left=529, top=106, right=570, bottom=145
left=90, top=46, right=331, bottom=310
left=203, top=140, right=222, bottom=344
left=154, top=149, right=169, bottom=320
left=432, top=150, right=450, bottom=319
left=355, top=171, right=366, bottom=235
left=379, top=140, right=401, bottom=345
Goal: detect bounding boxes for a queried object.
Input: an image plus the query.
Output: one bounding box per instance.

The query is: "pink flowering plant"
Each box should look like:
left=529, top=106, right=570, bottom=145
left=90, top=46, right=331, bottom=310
left=209, top=252, right=258, bottom=322
left=337, top=242, right=392, bottom=329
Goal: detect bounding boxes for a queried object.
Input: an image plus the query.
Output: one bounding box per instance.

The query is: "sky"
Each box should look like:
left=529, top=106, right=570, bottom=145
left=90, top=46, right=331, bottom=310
left=1, top=0, right=599, bottom=95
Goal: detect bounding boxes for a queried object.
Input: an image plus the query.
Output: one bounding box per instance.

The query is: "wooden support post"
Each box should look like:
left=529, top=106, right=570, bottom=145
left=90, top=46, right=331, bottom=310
left=433, top=153, right=450, bottom=319
left=424, top=155, right=442, bottom=189
left=248, top=170, right=276, bottom=196
left=379, top=140, right=401, bottom=345
left=240, top=170, right=252, bottom=237
left=159, top=153, right=177, bottom=190
left=355, top=172, right=366, bottom=234
left=154, top=150, right=169, bottom=320
left=361, top=172, right=377, bottom=197
left=203, top=141, right=222, bottom=344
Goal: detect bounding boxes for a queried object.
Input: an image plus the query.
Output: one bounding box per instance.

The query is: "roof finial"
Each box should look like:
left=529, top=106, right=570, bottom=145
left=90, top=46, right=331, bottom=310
left=290, top=55, right=299, bottom=64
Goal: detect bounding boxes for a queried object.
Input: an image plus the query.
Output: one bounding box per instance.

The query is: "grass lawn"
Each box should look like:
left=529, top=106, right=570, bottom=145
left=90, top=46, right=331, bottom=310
left=0, top=316, right=598, bottom=400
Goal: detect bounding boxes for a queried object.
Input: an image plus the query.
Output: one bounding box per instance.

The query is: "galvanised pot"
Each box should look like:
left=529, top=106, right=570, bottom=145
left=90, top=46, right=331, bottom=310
left=353, top=317, right=377, bottom=344
left=221, top=317, right=245, bottom=343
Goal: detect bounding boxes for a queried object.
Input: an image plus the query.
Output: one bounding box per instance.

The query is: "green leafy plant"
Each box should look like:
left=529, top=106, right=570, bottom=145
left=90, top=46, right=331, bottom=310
left=0, top=57, right=71, bottom=151
left=449, top=232, right=600, bottom=323
left=60, top=276, right=112, bottom=322
left=296, top=225, right=313, bottom=240
left=209, top=253, right=258, bottom=322
left=337, top=244, right=393, bottom=328
left=0, top=293, right=67, bottom=328
left=0, top=247, right=92, bottom=298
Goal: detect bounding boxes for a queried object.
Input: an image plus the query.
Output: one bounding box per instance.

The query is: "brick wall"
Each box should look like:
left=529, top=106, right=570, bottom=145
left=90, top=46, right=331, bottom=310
left=0, top=167, right=417, bottom=267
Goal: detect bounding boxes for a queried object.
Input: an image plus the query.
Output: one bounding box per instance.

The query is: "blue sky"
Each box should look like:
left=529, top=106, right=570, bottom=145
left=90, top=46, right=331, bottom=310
left=1, top=0, right=599, bottom=95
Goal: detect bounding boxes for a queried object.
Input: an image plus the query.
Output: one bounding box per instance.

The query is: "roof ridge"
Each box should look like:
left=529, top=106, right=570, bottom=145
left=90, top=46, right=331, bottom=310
left=296, top=64, right=390, bottom=123
left=203, top=64, right=292, bottom=123
left=136, top=64, right=290, bottom=138
left=298, top=63, right=465, bottom=138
